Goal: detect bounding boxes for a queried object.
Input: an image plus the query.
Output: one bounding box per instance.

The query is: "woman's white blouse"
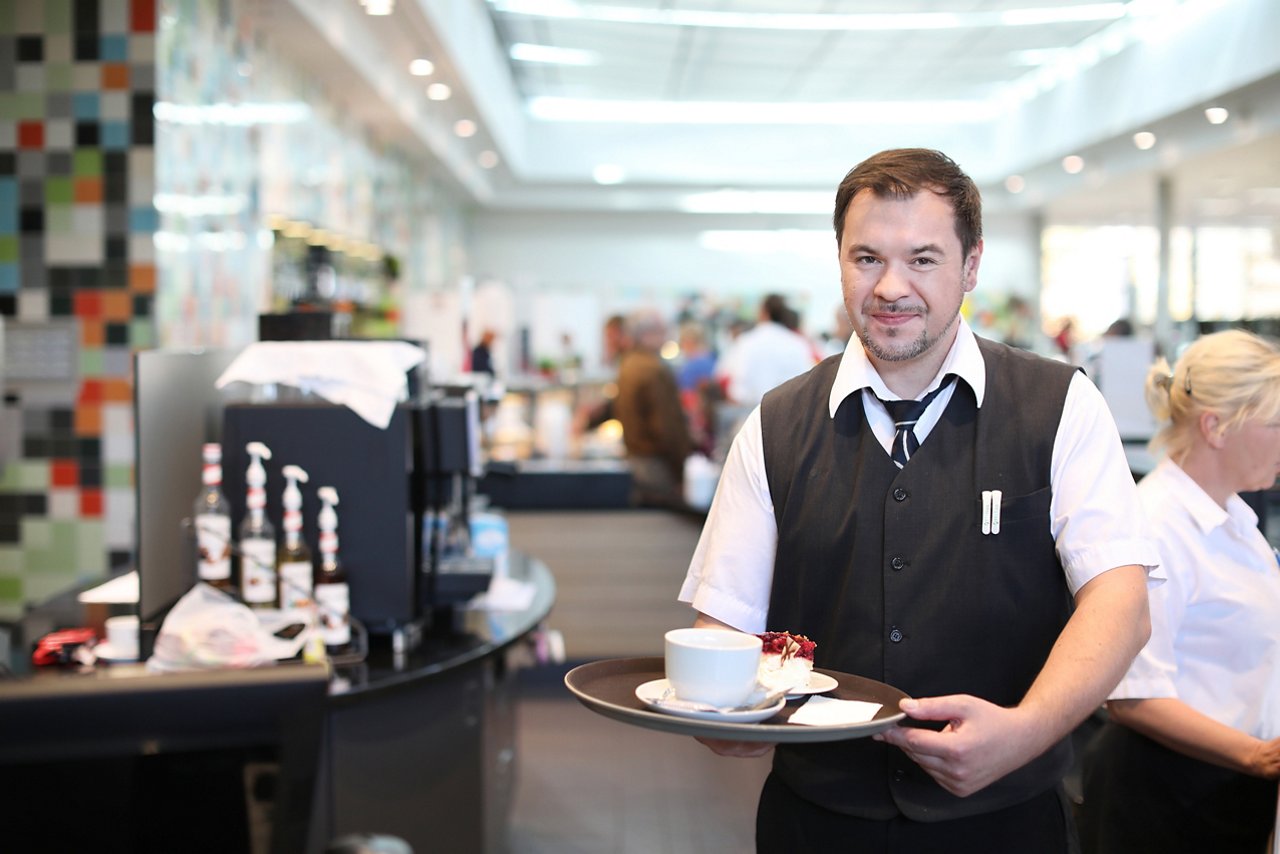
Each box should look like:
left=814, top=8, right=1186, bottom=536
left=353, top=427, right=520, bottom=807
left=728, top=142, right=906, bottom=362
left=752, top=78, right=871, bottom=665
left=1111, top=457, right=1280, bottom=740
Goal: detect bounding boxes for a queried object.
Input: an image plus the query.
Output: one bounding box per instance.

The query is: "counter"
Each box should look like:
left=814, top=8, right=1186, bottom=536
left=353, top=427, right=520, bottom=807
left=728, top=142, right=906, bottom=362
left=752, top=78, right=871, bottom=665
left=1, top=552, right=556, bottom=854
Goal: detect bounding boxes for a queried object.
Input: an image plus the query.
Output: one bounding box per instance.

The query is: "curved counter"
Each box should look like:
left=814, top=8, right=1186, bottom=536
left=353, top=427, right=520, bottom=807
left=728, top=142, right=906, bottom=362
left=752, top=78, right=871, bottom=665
left=4, top=553, right=556, bottom=854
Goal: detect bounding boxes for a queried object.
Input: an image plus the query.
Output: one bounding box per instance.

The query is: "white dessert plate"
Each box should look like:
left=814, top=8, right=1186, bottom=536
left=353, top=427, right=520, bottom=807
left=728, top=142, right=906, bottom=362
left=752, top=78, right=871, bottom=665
left=634, top=679, right=786, bottom=723
left=787, top=671, right=839, bottom=697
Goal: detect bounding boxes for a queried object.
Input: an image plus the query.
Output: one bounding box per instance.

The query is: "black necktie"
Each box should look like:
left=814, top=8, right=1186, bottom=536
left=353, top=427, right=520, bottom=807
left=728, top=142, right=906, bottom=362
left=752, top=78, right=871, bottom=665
left=878, top=375, right=956, bottom=468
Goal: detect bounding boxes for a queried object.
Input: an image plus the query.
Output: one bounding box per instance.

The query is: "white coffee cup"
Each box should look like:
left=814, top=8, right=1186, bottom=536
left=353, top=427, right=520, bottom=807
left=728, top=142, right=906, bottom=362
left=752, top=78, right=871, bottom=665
left=104, top=614, right=140, bottom=661
left=664, top=627, right=762, bottom=708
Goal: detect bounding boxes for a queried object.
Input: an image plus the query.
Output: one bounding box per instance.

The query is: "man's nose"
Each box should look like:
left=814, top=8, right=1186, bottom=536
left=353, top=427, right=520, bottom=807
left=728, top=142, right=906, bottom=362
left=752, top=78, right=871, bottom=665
left=874, top=262, right=913, bottom=300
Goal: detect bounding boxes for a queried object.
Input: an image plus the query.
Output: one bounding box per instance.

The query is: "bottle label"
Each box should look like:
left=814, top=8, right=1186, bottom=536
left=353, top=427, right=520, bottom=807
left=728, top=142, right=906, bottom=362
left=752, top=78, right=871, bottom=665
left=315, top=583, right=351, bottom=647
left=195, top=514, right=232, bottom=581
left=279, top=560, right=314, bottom=609
left=241, top=539, right=277, bottom=604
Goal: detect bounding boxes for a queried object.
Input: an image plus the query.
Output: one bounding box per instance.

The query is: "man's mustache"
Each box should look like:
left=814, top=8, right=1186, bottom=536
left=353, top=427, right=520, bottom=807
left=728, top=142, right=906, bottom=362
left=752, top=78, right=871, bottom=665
left=864, top=301, right=926, bottom=316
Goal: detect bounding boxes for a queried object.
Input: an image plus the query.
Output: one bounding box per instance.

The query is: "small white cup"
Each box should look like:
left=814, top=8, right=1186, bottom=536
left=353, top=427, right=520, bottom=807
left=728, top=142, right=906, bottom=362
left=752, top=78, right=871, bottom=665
left=664, top=627, right=762, bottom=708
left=104, top=614, right=140, bottom=661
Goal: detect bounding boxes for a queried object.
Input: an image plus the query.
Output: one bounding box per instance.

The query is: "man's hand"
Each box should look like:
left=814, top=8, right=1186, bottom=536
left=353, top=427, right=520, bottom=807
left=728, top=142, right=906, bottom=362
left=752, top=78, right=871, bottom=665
left=695, top=737, right=776, bottom=758
left=874, top=694, right=1039, bottom=798
left=1246, top=737, right=1280, bottom=779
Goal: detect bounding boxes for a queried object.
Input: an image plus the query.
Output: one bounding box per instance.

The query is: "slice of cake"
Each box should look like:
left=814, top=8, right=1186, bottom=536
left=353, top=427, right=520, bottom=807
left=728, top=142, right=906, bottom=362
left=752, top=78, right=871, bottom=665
left=756, top=631, right=816, bottom=693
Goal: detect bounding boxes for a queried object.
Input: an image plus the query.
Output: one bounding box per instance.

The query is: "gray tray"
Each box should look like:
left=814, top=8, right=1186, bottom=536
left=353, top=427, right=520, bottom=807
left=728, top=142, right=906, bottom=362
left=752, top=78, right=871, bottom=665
left=564, top=656, right=909, bottom=742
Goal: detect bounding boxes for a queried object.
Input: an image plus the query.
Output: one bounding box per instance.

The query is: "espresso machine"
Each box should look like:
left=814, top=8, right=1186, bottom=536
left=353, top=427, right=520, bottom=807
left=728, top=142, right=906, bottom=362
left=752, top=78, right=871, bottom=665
left=219, top=387, right=492, bottom=639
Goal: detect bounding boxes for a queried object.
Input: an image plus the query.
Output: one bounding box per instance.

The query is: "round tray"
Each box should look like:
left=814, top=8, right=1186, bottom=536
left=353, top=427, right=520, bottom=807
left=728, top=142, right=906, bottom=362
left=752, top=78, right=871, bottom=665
left=564, top=656, right=909, bottom=743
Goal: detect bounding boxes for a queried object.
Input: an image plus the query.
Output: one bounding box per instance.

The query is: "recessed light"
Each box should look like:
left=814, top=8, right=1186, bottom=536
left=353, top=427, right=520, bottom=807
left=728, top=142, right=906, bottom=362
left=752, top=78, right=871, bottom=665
left=478, top=150, right=500, bottom=169
left=1004, top=175, right=1025, bottom=193
left=1205, top=106, right=1229, bottom=124
left=363, top=0, right=393, bottom=15
left=1062, top=155, right=1084, bottom=174
left=1132, top=131, right=1156, bottom=149
left=409, top=59, right=434, bottom=76
left=454, top=119, right=477, bottom=138
left=426, top=83, right=452, bottom=101
left=593, top=164, right=626, bottom=185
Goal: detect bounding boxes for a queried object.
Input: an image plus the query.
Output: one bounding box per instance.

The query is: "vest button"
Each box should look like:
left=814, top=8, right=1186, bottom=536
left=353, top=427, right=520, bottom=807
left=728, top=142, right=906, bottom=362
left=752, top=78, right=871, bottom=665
left=893, top=488, right=908, bottom=501
left=890, top=556, right=905, bottom=570
left=889, top=627, right=903, bottom=643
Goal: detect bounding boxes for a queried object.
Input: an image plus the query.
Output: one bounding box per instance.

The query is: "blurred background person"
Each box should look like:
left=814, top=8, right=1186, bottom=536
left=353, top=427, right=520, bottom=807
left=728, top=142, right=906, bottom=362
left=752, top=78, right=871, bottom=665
left=576, top=311, right=693, bottom=507
left=1079, top=329, right=1280, bottom=853
left=717, top=293, right=818, bottom=406
left=676, top=322, right=719, bottom=455
left=470, top=328, right=497, bottom=376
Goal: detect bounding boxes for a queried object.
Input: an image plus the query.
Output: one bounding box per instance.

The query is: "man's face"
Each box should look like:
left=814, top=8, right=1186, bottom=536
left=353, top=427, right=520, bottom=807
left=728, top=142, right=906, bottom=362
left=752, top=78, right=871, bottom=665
left=838, top=189, right=981, bottom=366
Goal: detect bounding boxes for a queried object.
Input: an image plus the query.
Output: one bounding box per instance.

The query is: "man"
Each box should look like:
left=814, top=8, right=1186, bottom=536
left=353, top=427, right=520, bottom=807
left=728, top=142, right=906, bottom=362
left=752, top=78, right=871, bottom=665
left=718, top=293, right=818, bottom=406
left=678, top=149, right=1158, bottom=852
left=579, top=312, right=693, bottom=507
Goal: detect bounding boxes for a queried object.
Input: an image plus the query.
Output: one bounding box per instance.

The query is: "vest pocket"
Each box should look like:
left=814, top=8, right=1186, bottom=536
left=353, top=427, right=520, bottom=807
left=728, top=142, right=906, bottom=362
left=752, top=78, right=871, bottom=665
left=996, top=485, right=1051, bottom=523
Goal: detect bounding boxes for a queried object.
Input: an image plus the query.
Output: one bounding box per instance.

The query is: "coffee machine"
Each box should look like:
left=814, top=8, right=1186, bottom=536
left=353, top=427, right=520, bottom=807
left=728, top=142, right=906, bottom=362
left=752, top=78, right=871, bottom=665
left=219, top=387, right=491, bottom=637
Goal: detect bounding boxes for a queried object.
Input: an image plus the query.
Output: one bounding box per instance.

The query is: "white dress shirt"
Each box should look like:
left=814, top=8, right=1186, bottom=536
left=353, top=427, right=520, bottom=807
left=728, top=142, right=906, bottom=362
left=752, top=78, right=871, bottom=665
left=679, top=319, right=1161, bottom=633
left=1110, top=457, right=1280, bottom=740
left=719, top=321, right=817, bottom=406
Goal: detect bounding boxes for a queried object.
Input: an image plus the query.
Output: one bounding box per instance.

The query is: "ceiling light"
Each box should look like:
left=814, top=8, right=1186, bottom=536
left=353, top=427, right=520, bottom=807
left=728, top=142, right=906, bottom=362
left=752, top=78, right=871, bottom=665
left=1004, top=175, right=1025, bottom=194
left=478, top=150, right=500, bottom=169
left=528, top=96, right=996, bottom=124
left=1204, top=106, right=1229, bottom=124
left=592, top=164, right=626, bottom=185
left=680, top=191, right=831, bottom=215
left=363, top=0, right=393, bottom=15
left=409, top=59, right=435, bottom=76
left=1132, top=131, right=1156, bottom=150
left=426, top=83, right=452, bottom=101
left=454, top=119, right=477, bottom=138
left=509, top=43, right=600, bottom=65
left=1061, top=155, right=1085, bottom=174
left=487, top=1, right=1125, bottom=31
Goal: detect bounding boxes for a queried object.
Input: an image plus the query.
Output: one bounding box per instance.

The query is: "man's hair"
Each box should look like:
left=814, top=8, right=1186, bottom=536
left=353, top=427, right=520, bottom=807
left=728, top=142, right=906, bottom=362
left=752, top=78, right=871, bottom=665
left=832, top=148, right=983, bottom=257
left=761, top=293, right=789, bottom=324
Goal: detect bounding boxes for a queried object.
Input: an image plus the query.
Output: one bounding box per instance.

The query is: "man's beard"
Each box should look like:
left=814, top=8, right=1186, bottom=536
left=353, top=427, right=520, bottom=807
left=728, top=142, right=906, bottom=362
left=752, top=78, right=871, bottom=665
left=855, top=298, right=961, bottom=363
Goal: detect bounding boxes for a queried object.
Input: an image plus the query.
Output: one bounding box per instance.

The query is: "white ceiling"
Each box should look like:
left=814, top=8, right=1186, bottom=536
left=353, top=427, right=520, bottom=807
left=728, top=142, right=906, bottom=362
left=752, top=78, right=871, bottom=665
left=268, top=0, right=1280, bottom=227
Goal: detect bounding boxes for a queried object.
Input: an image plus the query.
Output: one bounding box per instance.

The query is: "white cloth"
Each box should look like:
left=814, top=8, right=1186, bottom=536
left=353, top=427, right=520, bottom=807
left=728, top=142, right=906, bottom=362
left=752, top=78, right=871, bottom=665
left=215, top=341, right=426, bottom=429
left=1110, top=457, right=1280, bottom=741
left=719, top=321, right=816, bottom=406
left=679, top=319, right=1161, bottom=632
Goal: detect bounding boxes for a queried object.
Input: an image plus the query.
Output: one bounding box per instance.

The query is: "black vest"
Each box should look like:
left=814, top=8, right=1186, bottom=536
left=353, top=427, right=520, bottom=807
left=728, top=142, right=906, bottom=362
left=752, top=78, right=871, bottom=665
left=760, top=337, right=1077, bottom=822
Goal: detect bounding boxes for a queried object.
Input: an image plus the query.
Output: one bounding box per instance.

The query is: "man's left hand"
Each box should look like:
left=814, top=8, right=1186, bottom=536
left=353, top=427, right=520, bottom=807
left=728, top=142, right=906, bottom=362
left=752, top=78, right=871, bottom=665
left=874, top=694, right=1037, bottom=798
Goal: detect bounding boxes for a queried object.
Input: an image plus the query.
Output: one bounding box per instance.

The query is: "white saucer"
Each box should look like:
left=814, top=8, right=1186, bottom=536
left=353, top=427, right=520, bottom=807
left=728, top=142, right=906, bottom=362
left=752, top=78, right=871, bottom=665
left=787, top=671, right=839, bottom=698
left=93, top=642, right=139, bottom=662
left=635, top=679, right=786, bottom=723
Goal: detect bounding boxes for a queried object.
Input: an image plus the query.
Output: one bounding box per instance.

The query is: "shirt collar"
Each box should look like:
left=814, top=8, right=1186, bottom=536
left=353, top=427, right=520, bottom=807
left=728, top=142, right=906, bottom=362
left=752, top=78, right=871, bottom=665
left=828, top=317, right=987, bottom=418
left=1156, top=457, right=1259, bottom=535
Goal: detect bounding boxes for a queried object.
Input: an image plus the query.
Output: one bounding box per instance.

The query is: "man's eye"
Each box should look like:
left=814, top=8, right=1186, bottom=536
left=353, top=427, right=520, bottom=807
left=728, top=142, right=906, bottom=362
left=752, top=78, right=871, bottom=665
left=911, top=257, right=938, bottom=266
left=853, top=255, right=880, bottom=265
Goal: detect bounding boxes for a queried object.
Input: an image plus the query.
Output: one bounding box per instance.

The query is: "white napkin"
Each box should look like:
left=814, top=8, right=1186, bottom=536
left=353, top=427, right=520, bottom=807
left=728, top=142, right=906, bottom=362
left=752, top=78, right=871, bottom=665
left=215, top=341, right=426, bottom=429
left=787, top=695, right=883, bottom=726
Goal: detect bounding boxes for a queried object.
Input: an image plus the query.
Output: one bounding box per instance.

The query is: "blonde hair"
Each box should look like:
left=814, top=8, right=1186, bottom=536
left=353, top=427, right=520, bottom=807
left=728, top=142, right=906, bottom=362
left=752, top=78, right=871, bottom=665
left=1145, top=329, right=1280, bottom=459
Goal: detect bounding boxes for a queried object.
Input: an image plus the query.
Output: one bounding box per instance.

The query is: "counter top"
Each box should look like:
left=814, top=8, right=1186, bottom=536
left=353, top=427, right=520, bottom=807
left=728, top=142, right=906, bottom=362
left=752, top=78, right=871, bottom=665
left=328, top=551, right=555, bottom=702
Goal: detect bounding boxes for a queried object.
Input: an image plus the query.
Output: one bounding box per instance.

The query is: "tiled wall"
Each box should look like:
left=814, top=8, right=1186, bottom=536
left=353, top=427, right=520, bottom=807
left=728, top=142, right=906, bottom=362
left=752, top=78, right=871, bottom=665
left=0, top=0, right=471, bottom=619
left=0, top=0, right=157, bottom=617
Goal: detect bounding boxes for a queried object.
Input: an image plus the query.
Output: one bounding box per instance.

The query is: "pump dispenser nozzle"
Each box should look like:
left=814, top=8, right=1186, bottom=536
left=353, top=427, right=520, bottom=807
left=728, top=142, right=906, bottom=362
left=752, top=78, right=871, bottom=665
left=245, top=442, right=273, bottom=514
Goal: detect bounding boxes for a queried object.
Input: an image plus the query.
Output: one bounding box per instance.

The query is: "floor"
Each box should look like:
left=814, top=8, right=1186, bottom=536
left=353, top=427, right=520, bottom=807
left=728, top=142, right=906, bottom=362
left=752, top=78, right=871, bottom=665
left=507, top=664, right=772, bottom=854
left=504, top=510, right=770, bottom=854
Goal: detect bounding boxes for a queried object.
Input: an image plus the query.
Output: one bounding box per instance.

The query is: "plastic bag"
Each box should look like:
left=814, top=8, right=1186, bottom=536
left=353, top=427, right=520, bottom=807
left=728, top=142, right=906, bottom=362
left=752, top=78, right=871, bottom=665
left=146, top=582, right=305, bottom=672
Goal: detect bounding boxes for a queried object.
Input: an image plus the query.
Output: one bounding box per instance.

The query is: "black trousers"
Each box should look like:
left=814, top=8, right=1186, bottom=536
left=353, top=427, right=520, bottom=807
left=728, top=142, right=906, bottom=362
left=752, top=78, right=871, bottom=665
left=1079, top=721, right=1278, bottom=854
left=756, top=772, right=1077, bottom=854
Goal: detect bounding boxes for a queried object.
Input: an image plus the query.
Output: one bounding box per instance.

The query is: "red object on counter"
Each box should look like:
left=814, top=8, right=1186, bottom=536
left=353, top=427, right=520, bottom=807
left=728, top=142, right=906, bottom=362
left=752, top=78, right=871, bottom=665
left=31, top=628, right=99, bottom=666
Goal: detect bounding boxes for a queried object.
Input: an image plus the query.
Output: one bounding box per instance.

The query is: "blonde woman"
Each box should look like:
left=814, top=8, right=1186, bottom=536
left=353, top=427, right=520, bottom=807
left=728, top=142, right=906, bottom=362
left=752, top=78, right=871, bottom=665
left=1080, top=329, right=1280, bottom=853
